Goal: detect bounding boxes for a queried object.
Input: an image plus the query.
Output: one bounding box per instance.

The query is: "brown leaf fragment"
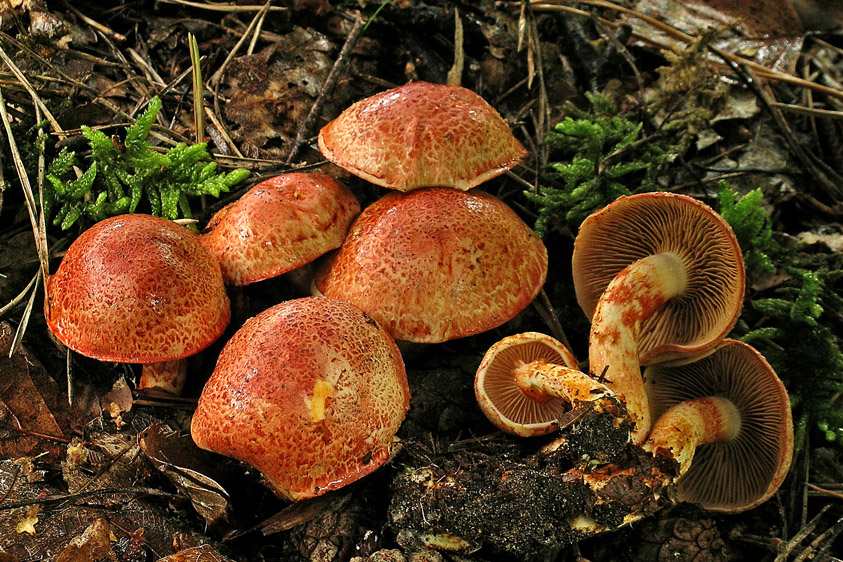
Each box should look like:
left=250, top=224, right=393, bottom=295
left=139, top=423, right=231, bottom=527
left=628, top=0, right=804, bottom=72
left=155, top=544, right=236, bottom=562
left=55, top=518, right=118, bottom=562
left=0, top=322, right=67, bottom=459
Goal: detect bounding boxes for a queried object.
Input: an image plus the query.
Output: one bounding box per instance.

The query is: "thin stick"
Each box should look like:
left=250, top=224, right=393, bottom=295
left=8, top=269, right=39, bottom=357
left=286, top=15, right=366, bottom=164
left=0, top=487, right=181, bottom=510
left=0, top=90, right=50, bottom=291
left=0, top=45, right=62, bottom=134
left=0, top=270, right=39, bottom=318
left=188, top=33, right=205, bottom=143
left=157, top=0, right=287, bottom=12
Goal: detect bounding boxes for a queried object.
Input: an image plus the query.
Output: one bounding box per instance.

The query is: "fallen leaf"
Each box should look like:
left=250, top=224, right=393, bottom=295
left=627, top=0, right=804, bottom=72
left=55, top=518, right=117, bottom=562
left=155, top=544, right=236, bottom=562
left=139, top=423, right=231, bottom=527
left=0, top=322, right=67, bottom=459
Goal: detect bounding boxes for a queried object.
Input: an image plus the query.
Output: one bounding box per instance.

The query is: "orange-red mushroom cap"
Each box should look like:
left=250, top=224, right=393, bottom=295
left=313, top=187, right=548, bottom=343
left=572, top=192, right=745, bottom=365
left=45, top=214, right=230, bottom=363
left=201, top=173, right=361, bottom=286
left=317, top=81, right=528, bottom=192
left=190, top=297, right=410, bottom=501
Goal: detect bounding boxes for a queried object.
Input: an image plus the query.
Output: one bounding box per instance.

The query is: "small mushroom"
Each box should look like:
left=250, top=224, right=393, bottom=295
left=45, top=214, right=230, bottom=394
left=642, top=339, right=793, bottom=512
left=317, top=81, right=527, bottom=192
left=190, top=296, right=410, bottom=501
left=572, top=193, right=746, bottom=442
left=474, top=332, right=620, bottom=437
left=200, top=172, right=361, bottom=286
left=313, top=187, right=548, bottom=343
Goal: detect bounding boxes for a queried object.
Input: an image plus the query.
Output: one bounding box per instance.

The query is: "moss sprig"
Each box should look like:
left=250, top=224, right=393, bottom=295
left=718, top=185, right=843, bottom=449
left=43, top=96, right=250, bottom=230
left=526, top=92, right=673, bottom=236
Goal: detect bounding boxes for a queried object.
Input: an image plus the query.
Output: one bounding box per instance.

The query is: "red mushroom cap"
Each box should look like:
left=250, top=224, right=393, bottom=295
left=201, top=173, right=361, bottom=286
left=191, top=297, right=409, bottom=501
left=317, top=81, right=528, bottom=191
left=313, top=187, right=548, bottom=343
left=45, top=214, right=230, bottom=363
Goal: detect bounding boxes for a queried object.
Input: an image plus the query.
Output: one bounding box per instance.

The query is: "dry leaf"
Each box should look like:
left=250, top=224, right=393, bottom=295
left=139, top=423, right=231, bottom=527
left=0, top=322, right=67, bottom=459
left=627, top=0, right=804, bottom=72
left=55, top=518, right=118, bottom=562
left=155, top=544, right=236, bottom=562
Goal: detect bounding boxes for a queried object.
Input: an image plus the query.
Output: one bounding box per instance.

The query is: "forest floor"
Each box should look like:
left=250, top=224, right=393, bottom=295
left=0, top=0, right=842, bottom=561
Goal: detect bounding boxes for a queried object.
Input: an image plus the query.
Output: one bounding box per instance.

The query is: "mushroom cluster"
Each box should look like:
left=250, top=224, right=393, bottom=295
left=313, top=81, right=547, bottom=343
left=473, top=191, right=793, bottom=519
left=189, top=81, right=539, bottom=501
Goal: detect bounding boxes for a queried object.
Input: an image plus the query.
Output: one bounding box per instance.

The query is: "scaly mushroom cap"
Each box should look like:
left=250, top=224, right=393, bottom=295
left=572, top=192, right=745, bottom=364
left=313, top=188, right=548, bottom=343
left=45, top=214, right=230, bottom=363
left=644, top=339, right=793, bottom=512
left=317, top=81, right=528, bottom=191
left=475, top=332, right=579, bottom=437
left=191, top=297, right=410, bottom=501
left=201, top=173, right=360, bottom=286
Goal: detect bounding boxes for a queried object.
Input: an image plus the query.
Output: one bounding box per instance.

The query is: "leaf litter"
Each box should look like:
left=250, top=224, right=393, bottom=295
left=0, top=0, right=842, bottom=560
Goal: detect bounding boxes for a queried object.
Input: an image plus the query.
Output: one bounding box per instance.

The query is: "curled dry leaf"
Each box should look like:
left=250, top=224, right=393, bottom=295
left=138, top=423, right=231, bottom=527
left=627, top=0, right=804, bottom=72
left=0, top=322, right=67, bottom=459
left=55, top=518, right=117, bottom=562
left=154, top=544, right=236, bottom=562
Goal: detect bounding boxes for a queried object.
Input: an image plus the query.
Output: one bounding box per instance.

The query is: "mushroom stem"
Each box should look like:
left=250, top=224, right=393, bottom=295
left=589, top=252, right=688, bottom=443
left=642, top=396, right=742, bottom=477
left=513, top=361, right=616, bottom=409
left=138, top=359, right=188, bottom=395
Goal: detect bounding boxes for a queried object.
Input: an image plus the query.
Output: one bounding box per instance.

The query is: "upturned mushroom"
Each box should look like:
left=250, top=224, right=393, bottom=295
left=313, top=187, right=548, bottom=343
left=45, top=214, right=231, bottom=394
left=317, top=81, right=527, bottom=192
left=190, top=296, right=410, bottom=501
left=200, top=172, right=360, bottom=286
left=474, top=332, right=622, bottom=438
left=642, top=339, right=793, bottom=512
left=571, top=192, right=746, bottom=442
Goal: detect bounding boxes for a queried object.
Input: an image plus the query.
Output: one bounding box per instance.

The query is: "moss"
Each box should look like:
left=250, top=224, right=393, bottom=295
left=43, top=96, right=250, bottom=230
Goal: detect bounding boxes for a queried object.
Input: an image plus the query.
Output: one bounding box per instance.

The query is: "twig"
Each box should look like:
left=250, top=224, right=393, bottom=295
left=188, top=33, right=205, bottom=144
left=0, top=269, right=38, bottom=318
left=157, top=0, right=287, bottom=12
left=532, top=287, right=574, bottom=352
left=9, top=269, right=39, bottom=357
left=0, top=45, right=62, bottom=134
left=0, top=90, right=50, bottom=296
left=0, top=423, right=71, bottom=444
left=285, top=15, right=367, bottom=165
left=59, top=0, right=126, bottom=42
left=0, top=487, right=181, bottom=511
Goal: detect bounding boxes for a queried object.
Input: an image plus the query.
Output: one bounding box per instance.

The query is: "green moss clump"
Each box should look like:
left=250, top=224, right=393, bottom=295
left=43, top=96, right=250, bottom=230
left=718, top=185, right=843, bottom=450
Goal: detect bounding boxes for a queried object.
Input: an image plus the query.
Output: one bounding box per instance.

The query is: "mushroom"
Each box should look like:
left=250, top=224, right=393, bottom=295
left=317, top=81, right=527, bottom=192
left=474, top=332, right=621, bottom=438
left=190, top=296, right=410, bottom=501
left=571, top=192, right=746, bottom=442
left=642, top=339, right=793, bottom=512
left=200, top=172, right=361, bottom=286
left=313, top=187, right=548, bottom=343
left=45, top=214, right=231, bottom=394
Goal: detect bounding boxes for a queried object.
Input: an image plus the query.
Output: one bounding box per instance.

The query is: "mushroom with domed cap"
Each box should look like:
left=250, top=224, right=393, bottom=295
left=571, top=192, right=746, bottom=443
left=45, top=214, right=231, bottom=395
left=200, top=172, right=360, bottom=286
left=314, top=187, right=548, bottom=343
left=190, top=296, right=410, bottom=501
left=317, top=81, right=527, bottom=192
